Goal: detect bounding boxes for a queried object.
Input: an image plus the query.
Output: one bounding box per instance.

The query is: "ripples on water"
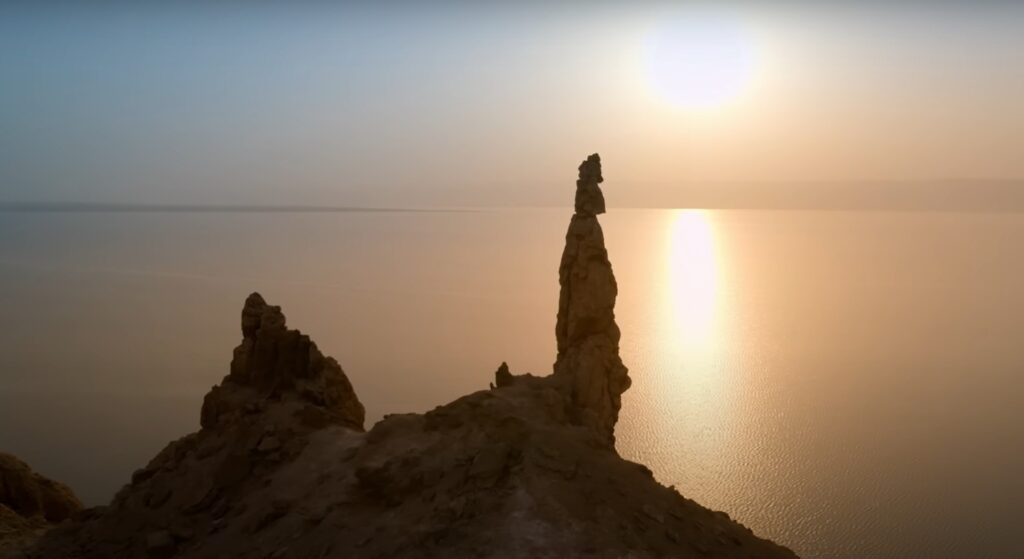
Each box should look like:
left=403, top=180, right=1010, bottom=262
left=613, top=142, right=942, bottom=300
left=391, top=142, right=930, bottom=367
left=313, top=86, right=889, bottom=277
left=0, top=209, right=1022, bottom=558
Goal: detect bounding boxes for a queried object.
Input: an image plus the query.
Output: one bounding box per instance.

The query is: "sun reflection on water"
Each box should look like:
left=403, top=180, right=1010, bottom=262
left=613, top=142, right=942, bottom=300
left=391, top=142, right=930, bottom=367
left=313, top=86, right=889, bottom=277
left=655, top=209, right=734, bottom=464
left=666, top=210, right=722, bottom=358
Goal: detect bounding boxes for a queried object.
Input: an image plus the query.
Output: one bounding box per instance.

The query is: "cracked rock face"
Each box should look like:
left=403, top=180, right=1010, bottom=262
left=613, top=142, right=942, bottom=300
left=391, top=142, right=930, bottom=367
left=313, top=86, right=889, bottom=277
left=554, top=153, right=631, bottom=443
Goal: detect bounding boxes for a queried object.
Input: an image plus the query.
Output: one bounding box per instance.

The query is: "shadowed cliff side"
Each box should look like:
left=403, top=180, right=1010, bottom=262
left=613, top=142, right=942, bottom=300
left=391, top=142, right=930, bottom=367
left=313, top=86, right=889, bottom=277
left=20, top=155, right=797, bottom=558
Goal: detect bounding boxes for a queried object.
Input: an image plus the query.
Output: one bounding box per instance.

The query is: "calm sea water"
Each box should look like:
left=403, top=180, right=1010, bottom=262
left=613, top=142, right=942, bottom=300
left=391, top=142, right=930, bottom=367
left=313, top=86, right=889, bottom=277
left=0, top=209, right=1021, bottom=558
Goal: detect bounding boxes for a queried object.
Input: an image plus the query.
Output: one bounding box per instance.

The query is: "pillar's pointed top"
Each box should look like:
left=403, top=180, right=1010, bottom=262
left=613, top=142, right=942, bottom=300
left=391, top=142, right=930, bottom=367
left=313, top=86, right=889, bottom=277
left=577, top=153, right=603, bottom=186
left=574, top=153, right=606, bottom=216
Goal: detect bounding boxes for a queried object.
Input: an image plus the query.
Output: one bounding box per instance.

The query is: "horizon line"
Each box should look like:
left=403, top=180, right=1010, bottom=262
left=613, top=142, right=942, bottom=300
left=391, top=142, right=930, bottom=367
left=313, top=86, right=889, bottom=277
left=3, top=201, right=1024, bottom=214
left=0, top=202, right=474, bottom=214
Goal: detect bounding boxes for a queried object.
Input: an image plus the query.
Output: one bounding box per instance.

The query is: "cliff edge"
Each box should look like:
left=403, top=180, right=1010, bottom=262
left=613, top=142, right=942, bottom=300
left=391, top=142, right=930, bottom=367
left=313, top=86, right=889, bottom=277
left=16, top=155, right=797, bottom=558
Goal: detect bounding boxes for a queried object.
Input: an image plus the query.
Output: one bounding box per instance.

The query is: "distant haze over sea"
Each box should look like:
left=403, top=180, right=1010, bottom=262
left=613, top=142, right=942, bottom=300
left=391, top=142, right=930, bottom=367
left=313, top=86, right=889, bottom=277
left=3, top=179, right=1024, bottom=212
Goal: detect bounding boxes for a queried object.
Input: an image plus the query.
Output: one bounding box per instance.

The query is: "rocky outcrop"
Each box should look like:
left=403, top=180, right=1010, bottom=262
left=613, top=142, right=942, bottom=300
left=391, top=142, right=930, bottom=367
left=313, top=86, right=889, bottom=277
left=200, top=292, right=365, bottom=431
left=20, top=155, right=797, bottom=558
left=0, top=454, right=81, bottom=556
left=0, top=507, right=48, bottom=559
left=553, top=153, right=631, bottom=443
left=0, top=455, right=81, bottom=524
left=22, top=294, right=368, bottom=558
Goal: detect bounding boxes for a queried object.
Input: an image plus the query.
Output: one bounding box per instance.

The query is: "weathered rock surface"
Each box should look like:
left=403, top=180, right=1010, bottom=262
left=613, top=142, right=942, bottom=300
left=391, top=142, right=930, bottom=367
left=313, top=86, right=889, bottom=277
left=16, top=155, right=797, bottom=558
left=0, top=506, right=49, bottom=559
left=554, top=153, right=631, bottom=443
left=0, top=454, right=82, bottom=557
left=201, top=292, right=365, bottom=432
left=0, top=454, right=82, bottom=524
left=574, top=153, right=607, bottom=217
left=18, top=293, right=370, bottom=559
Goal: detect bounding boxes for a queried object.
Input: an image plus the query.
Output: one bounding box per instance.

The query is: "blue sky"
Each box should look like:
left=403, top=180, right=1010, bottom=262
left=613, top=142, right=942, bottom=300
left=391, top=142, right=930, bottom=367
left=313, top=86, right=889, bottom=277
left=2, top=2, right=1023, bottom=207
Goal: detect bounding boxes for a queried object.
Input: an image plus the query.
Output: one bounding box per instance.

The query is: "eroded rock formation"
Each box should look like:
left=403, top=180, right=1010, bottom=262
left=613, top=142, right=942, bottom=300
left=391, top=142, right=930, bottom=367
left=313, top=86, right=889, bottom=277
left=554, top=153, right=631, bottom=443
left=20, top=294, right=371, bottom=559
left=0, top=455, right=81, bottom=525
left=0, top=454, right=81, bottom=556
left=18, top=155, right=797, bottom=559
left=201, top=292, right=365, bottom=432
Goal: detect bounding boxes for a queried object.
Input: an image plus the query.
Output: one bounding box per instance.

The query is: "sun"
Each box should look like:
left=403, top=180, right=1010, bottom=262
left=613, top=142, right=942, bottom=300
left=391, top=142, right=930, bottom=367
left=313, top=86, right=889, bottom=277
left=644, top=14, right=756, bottom=110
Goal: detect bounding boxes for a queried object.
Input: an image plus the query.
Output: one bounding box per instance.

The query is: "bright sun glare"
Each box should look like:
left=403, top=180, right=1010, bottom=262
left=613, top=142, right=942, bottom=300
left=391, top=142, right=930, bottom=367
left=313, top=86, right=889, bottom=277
left=644, top=14, right=756, bottom=110
left=666, top=209, right=720, bottom=354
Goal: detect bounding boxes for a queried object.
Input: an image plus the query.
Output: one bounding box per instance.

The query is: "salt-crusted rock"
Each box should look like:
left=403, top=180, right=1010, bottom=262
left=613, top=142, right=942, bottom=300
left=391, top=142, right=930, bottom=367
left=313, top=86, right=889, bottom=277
left=554, top=153, right=631, bottom=443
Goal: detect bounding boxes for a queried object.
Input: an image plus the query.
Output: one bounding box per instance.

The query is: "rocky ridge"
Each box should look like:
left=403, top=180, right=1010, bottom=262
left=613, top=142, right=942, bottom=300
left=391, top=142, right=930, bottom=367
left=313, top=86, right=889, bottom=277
left=13, top=155, right=797, bottom=558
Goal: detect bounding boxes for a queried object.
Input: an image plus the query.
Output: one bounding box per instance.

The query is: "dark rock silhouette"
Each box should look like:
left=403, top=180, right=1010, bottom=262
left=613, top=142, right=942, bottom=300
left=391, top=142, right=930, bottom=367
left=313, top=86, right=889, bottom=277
left=0, top=454, right=81, bottom=556
left=17, top=155, right=797, bottom=558
left=0, top=455, right=81, bottom=524
left=574, top=153, right=606, bottom=216
left=493, top=361, right=515, bottom=388
left=201, top=292, right=365, bottom=432
left=21, top=294, right=370, bottom=559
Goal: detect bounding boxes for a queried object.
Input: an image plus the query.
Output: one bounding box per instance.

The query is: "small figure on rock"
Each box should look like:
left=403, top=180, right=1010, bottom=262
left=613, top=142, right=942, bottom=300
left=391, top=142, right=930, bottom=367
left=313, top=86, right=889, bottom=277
left=494, top=362, right=515, bottom=388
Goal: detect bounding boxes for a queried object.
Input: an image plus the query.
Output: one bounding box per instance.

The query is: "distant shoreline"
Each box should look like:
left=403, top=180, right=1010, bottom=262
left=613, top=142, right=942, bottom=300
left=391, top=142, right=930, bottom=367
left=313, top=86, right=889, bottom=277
left=2, top=202, right=1023, bottom=214
left=0, top=203, right=473, bottom=214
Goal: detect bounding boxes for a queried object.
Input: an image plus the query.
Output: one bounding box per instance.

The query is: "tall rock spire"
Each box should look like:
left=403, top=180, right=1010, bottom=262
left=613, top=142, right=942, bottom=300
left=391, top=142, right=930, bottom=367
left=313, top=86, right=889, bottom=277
left=554, top=153, right=631, bottom=443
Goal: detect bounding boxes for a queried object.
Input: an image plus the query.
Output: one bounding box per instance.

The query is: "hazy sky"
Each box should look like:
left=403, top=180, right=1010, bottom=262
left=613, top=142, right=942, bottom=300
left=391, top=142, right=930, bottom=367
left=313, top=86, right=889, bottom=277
left=2, top=2, right=1023, bottom=207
